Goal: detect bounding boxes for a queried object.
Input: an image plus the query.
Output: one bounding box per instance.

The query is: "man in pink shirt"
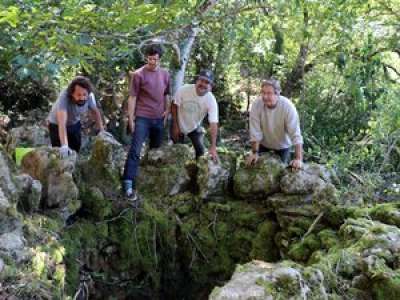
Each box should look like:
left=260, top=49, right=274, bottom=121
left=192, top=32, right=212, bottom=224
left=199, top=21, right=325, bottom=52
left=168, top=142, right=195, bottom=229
left=122, top=45, right=170, bottom=201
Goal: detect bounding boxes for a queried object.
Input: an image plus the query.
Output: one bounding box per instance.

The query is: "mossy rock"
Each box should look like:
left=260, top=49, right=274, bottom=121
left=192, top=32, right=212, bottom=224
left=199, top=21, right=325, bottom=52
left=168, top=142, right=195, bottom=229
left=369, top=203, right=400, bottom=227
left=197, top=152, right=236, bottom=200
left=80, top=133, right=126, bottom=197
left=137, top=144, right=193, bottom=197
left=79, top=185, right=112, bottom=221
left=250, top=219, right=280, bottom=262
left=233, top=153, right=285, bottom=199
left=62, top=220, right=109, bottom=294
left=21, top=146, right=78, bottom=208
left=372, top=272, right=400, bottom=300
left=318, top=229, right=340, bottom=249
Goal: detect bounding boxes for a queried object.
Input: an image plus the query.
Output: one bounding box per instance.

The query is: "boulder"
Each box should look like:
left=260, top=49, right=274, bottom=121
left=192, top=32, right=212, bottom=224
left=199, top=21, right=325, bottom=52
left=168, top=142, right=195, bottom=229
left=233, top=154, right=285, bottom=199
left=280, top=163, right=338, bottom=195
left=197, top=153, right=235, bottom=200
left=6, top=124, right=48, bottom=156
left=0, top=187, right=11, bottom=213
left=14, top=174, right=42, bottom=212
left=137, top=144, right=193, bottom=197
left=209, top=260, right=322, bottom=300
left=0, top=145, right=18, bottom=203
left=21, top=146, right=78, bottom=208
left=79, top=131, right=126, bottom=197
left=0, top=217, right=25, bottom=255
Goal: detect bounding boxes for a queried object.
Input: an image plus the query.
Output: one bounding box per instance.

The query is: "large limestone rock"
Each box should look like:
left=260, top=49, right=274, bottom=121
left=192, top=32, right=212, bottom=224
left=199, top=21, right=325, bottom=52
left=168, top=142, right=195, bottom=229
left=77, top=132, right=125, bottom=220
left=0, top=217, right=25, bottom=256
left=21, top=146, right=78, bottom=208
left=211, top=216, right=400, bottom=300
left=280, top=163, right=338, bottom=195
left=137, top=144, right=193, bottom=196
left=6, top=124, right=48, bottom=156
left=210, top=260, right=324, bottom=300
left=0, top=187, right=11, bottom=213
left=268, top=183, right=339, bottom=261
left=1, top=144, right=42, bottom=212
left=233, top=154, right=286, bottom=199
left=15, top=174, right=42, bottom=212
left=79, top=131, right=126, bottom=197
left=197, top=154, right=236, bottom=200
left=0, top=145, right=18, bottom=203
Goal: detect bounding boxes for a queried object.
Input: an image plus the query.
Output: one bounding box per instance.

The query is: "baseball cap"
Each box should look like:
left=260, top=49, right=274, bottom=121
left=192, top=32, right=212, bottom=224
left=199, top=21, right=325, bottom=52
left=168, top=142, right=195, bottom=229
left=197, top=69, right=214, bottom=84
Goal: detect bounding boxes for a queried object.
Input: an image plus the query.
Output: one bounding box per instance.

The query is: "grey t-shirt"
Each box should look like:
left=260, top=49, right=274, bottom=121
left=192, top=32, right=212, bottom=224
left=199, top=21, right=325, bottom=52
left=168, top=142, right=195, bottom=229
left=47, top=89, right=97, bottom=126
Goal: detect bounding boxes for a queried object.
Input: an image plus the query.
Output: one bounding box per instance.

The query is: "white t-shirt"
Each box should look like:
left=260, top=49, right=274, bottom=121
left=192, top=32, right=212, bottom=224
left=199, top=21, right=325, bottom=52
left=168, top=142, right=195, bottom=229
left=173, top=84, right=218, bottom=134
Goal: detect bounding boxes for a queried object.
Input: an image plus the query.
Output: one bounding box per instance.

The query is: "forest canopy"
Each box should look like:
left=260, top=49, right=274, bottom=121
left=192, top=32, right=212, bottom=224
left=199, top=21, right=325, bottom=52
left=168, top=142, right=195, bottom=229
left=1, top=0, right=400, bottom=178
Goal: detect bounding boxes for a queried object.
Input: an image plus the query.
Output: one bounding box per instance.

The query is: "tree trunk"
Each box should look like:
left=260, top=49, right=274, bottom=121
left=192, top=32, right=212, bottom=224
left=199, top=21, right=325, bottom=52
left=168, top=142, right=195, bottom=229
left=172, top=27, right=200, bottom=95
left=283, top=7, right=309, bottom=98
left=171, top=0, right=218, bottom=94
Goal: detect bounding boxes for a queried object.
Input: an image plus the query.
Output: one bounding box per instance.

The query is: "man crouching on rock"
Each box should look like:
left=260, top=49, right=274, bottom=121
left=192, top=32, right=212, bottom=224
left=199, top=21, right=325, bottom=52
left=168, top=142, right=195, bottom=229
left=246, top=79, right=303, bottom=170
left=171, top=69, right=219, bottom=162
left=47, top=76, right=104, bottom=158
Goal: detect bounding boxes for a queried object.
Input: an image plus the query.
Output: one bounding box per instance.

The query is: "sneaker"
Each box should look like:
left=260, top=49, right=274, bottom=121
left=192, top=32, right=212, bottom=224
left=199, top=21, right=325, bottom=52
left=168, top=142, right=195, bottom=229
left=125, top=188, right=138, bottom=202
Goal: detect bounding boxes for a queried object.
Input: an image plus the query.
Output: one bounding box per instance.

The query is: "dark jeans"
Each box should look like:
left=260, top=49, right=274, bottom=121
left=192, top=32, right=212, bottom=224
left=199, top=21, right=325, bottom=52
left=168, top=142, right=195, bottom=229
left=48, top=122, right=82, bottom=152
left=259, top=144, right=291, bottom=164
left=173, top=127, right=205, bottom=158
left=122, top=116, right=164, bottom=187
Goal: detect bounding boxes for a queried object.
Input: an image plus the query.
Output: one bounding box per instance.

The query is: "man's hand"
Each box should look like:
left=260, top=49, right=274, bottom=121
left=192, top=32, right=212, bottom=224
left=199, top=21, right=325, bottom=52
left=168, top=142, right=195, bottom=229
left=59, top=145, right=73, bottom=159
left=128, top=118, right=135, bottom=134
left=289, top=159, right=303, bottom=171
left=208, top=146, right=218, bottom=163
left=162, top=111, right=169, bottom=127
left=98, top=130, right=114, bottom=139
left=172, top=123, right=181, bottom=142
left=246, top=152, right=258, bottom=166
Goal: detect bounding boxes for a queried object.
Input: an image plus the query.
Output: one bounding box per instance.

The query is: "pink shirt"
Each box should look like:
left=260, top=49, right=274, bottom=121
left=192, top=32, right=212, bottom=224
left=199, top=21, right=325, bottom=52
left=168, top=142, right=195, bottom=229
left=130, top=66, right=170, bottom=119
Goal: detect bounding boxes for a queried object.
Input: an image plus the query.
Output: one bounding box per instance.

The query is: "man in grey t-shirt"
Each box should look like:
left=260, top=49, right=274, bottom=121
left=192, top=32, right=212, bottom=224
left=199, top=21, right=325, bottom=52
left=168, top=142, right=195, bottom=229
left=47, top=76, right=104, bottom=158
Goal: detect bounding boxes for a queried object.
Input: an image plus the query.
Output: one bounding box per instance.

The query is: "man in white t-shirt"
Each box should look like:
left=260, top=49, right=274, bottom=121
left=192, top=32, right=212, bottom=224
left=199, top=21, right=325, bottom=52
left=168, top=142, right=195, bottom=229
left=246, top=79, right=303, bottom=170
left=171, top=70, right=219, bottom=161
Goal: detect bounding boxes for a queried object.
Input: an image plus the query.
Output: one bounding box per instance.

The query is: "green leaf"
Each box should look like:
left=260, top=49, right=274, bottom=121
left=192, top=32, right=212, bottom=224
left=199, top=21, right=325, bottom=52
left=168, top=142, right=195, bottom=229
left=0, top=6, right=20, bottom=27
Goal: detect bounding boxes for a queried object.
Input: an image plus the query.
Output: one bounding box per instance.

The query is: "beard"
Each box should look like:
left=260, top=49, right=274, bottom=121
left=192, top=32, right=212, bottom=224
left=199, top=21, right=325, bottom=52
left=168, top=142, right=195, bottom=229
left=76, top=100, right=86, bottom=106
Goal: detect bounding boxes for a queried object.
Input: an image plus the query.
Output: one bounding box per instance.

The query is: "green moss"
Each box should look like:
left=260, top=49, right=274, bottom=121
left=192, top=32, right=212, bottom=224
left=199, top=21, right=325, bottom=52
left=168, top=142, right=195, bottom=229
left=372, top=273, right=400, bottom=300
left=62, top=220, right=109, bottom=293
left=229, top=202, right=267, bottom=229
left=233, top=155, right=284, bottom=198
left=250, top=220, right=280, bottom=262
left=317, top=229, right=340, bottom=250
left=288, top=241, right=311, bottom=262
left=89, top=140, right=121, bottom=187
left=80, top=186, right=112, bottom=221
left=256, top=277, right=275, bottom=295
left=369, top=203, right=400, bottom=227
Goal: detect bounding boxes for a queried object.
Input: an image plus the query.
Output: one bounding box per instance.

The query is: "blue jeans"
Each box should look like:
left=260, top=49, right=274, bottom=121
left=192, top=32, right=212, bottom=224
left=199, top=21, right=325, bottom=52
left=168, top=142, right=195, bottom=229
left=259, top=144, right=291, bottom=164
left=122, top=116, right=164, bottom=188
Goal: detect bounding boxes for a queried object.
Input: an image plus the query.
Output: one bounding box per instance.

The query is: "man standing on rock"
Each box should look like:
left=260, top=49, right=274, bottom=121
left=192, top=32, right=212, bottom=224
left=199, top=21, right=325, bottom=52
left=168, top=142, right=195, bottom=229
left=47, top=76, right=104, bottom=157
left=171, top=69, right=219, bottom=162
left=246, top=79, right=303, bottom=170
left=122, top=44, right=171, bottom=201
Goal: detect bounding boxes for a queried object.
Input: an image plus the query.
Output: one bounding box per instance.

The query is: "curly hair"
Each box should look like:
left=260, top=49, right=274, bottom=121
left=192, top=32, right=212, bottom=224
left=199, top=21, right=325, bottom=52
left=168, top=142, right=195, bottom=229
left=66, top=76, right=94, bottom=99
left=144, top=44, right=164, bottom=58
